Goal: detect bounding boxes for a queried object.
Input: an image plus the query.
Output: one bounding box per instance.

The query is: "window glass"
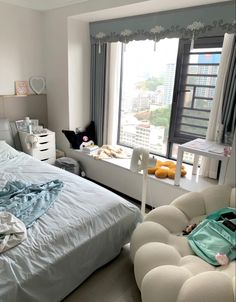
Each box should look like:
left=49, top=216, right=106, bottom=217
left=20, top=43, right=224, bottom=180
left=118, top=39, right=179, bottom=156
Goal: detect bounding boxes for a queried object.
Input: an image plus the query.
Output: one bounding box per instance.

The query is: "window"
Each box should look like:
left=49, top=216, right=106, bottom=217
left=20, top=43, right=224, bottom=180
left=117, top=36, right=223, bottom=161
left=169, top=36, right=223, bottom=160
left=117, top=39, right=179, bottom=157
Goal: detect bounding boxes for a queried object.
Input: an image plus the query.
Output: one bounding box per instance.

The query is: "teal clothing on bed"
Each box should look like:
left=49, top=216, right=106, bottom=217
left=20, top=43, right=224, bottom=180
left=0, top=180, right=63, bottom=228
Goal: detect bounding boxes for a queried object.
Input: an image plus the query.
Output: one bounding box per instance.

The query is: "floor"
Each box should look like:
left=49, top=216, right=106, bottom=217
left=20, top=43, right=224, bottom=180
left=63, top=244, right=141, bottom=302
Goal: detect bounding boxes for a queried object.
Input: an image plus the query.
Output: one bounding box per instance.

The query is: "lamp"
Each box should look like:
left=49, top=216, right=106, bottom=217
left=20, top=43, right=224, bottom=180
left=130, top=147, right=149, bottom=215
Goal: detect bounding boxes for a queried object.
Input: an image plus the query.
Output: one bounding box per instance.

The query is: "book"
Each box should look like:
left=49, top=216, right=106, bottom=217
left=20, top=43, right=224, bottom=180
left=82, top=145, right=99, bottom=153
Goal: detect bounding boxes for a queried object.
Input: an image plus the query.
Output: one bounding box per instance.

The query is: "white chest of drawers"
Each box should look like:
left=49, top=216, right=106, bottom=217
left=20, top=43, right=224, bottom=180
left=19, top=130, right=56, bottom=164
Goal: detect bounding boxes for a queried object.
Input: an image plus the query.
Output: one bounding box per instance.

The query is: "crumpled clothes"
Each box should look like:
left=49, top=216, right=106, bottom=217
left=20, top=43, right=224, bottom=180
left=92, top=145, right=130, bottom=160
left=0, top=179, right=64, bottom=228
left=0, top=212, right=27, bottom=253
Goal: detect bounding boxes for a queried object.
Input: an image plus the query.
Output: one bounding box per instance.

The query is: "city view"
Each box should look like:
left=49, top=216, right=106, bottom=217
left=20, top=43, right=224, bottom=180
left=119, top=39, right=179, bottom=156
left=118, top=39, right=221, bottom=161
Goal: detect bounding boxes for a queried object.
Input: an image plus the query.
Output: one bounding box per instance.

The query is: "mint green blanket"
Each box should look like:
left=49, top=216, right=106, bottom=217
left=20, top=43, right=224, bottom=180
left=0, top=180, right=63, bottom=228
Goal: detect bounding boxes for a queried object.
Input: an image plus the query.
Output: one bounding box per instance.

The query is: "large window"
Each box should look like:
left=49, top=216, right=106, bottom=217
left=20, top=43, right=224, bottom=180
left=118, top=39, right=179, bottom=157
left=117, top=36, right=223, bottom=161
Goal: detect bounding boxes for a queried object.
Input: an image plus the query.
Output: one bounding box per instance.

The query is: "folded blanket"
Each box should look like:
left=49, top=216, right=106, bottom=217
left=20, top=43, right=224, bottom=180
left=0, top=179, right=63, bottom=228
left=0, top=212, right=27, bottom=253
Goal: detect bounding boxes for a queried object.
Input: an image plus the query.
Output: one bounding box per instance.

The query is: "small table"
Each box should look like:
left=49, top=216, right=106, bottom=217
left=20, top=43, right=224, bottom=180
left=174, top=138, right=230, bottom=186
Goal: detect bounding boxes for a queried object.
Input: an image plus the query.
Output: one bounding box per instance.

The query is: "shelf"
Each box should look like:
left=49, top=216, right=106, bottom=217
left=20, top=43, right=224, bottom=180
left=0, top=94, right=46, bottom=98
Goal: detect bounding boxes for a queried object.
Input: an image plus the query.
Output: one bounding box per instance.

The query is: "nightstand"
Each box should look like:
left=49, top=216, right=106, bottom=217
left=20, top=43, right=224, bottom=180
left=19, top=130, right=56, bottom=164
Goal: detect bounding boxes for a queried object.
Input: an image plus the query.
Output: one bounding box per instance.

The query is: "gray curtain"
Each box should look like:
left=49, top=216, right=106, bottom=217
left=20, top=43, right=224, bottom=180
left=222, top=35, right=236, bottom=145
left=90, top=44, right=107, bottom=146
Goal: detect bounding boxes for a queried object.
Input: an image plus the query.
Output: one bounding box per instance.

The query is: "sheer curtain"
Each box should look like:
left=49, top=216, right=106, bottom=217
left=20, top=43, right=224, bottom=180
left=103, top=42, right=122, bottom=145
left=200, top=33, right=235, bottom=178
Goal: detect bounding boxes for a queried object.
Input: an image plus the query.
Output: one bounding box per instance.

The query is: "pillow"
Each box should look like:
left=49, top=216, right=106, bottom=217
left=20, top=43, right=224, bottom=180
left=62, top=121, right=96, bottom=149
left=0, top=140, right=19, bottom=162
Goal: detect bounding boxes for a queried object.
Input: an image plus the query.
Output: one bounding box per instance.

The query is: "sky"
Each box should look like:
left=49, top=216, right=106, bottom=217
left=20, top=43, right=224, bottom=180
left=123, top=38, right=179, bottom=87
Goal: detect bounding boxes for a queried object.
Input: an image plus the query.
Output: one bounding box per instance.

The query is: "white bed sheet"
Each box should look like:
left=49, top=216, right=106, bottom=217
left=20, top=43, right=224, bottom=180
left=0, top=153, right=142, bottom=302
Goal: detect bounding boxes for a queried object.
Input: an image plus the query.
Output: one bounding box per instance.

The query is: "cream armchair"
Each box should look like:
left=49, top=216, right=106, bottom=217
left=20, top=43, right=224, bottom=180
left=130, top=185, right=236, bottom=302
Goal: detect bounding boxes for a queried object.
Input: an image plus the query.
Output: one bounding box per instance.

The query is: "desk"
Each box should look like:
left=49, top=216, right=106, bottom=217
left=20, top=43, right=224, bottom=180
left=174, top=138, right=230, bottom=186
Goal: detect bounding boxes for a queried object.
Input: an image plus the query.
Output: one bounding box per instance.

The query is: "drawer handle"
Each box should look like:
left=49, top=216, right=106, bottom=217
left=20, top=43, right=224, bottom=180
left=40, top=142, right=49, bottom=145
left=41, top=158, right=49, bottom=161
left=39, top=134, right=49, bottom=138
left=40, top=148, right=49, bottom=152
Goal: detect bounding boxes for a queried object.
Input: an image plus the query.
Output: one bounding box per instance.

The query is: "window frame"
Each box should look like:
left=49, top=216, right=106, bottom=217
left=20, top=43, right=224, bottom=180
left=168, top=36, right=224, bottom=158
left=116, top=36, right=224, bottom=160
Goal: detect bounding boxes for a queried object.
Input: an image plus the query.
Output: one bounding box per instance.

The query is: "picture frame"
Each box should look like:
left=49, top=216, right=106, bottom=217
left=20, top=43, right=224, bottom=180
left=15, top=80, right=29, bottom=96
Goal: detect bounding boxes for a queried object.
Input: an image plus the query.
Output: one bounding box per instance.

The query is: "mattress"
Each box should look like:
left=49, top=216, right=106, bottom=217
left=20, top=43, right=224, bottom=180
left=0, top=152, right=142, bottom=302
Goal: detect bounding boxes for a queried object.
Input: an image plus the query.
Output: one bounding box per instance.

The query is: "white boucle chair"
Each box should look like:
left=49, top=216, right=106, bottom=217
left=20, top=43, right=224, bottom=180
left=130, top=185, right=236, bottom=302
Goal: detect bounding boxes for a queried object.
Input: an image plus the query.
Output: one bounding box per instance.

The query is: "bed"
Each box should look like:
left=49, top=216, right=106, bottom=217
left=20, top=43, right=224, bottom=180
left=0, top=119, right=142, bottom=302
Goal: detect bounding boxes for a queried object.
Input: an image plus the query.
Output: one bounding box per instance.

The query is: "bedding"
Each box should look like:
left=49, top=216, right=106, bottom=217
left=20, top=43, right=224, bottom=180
left=0, top=151, right=142, bottom=302
left=0, top=179, right=63, bottom=228
left=0, top=140, right=19, bottom=162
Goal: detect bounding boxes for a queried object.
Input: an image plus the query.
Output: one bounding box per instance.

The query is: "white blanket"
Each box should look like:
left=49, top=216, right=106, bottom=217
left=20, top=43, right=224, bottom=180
left=0, top=212, right=27, bottom=253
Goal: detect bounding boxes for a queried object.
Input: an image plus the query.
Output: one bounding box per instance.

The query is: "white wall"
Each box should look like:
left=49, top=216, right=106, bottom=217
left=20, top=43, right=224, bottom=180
left=68, top=19, right=90, bottom=131
left=0, top=3, right=45, bottom=95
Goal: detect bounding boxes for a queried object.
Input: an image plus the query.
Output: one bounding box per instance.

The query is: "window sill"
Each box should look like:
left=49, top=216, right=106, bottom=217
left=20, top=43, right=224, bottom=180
left=68, top=148, right=218, bottom=207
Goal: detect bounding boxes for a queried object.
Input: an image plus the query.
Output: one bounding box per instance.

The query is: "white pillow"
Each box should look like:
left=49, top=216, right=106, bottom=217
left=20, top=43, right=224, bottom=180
left=0, top=140, right=19, bottom=162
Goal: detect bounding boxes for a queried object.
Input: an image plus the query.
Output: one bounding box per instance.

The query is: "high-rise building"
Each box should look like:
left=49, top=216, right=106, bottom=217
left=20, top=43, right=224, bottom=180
left=163, top=63, right=176, bottom=105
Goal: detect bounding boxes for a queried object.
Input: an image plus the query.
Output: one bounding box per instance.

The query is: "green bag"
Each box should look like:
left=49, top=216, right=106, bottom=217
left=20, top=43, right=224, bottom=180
left=187, top=207, right=236, bottom=266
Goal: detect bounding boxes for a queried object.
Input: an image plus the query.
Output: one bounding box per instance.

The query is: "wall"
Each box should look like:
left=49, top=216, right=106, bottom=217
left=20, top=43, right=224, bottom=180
left=68, top=19, right=90, bottom=131
left=0, top=95, right=48, bottom=127
left=43, top=0, right=152, bottom=150
left=67, top=150, right=189, bottom=207
left=0, top=3, right=45, bottom=95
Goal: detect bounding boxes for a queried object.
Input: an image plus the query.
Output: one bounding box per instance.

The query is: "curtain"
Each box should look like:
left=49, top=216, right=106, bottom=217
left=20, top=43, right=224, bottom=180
left=103, top=43, right=122, bottom=145
left=222, top=34, right=236, bottom=145
left=90, top=44, right=107, bottom=146
left=200, top=34, right=235, bottom=179
left=90, top=2, right=235, bottom=45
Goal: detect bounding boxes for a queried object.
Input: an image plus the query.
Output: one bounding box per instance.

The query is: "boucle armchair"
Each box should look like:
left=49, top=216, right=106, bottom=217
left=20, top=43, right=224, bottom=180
left=130, top=185, right=236, bottom=302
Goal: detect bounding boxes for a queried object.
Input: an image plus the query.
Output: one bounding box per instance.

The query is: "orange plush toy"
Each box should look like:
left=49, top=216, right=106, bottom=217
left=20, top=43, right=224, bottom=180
left=148, top=160, right=187, bottom=179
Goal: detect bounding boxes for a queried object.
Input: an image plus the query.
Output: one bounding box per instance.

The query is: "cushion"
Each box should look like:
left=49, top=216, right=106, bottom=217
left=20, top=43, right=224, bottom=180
left=0, top=140, right=19, bottom=162
left=62, top=121, right=96, bottom=149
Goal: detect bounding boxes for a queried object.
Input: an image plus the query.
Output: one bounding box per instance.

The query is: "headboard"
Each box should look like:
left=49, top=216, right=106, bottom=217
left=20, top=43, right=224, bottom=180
left=0, top=118, right=21, bottom=150
left=0, top=94, right=48, bottom=128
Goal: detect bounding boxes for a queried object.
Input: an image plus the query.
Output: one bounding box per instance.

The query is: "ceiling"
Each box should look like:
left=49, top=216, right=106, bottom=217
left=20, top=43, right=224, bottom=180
left=0, top=0, right=89, bottom=11
left=0, top=0, right=231, bottom=12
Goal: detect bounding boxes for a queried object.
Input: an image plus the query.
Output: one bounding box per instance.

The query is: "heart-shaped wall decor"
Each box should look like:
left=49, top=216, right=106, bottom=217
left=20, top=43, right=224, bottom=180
left=29, top=76, right=46, bottom=95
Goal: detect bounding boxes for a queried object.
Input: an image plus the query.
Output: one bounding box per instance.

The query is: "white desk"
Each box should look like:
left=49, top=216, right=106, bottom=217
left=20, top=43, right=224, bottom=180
left=174, top=138, right=230, bottom=186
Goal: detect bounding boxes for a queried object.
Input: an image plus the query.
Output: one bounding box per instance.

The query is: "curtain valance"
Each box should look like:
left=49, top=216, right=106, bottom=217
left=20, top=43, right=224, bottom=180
left=90, top=2, right=235, bottom=45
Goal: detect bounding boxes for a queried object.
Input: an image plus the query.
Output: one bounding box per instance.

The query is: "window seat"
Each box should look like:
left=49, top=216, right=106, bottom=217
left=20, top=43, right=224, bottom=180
left=67, top=149, right=217, bottom=208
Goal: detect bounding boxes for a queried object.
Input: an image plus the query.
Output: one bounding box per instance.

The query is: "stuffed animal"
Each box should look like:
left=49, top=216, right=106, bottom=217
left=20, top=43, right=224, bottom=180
left=148, top=160, right=187, bottom=179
